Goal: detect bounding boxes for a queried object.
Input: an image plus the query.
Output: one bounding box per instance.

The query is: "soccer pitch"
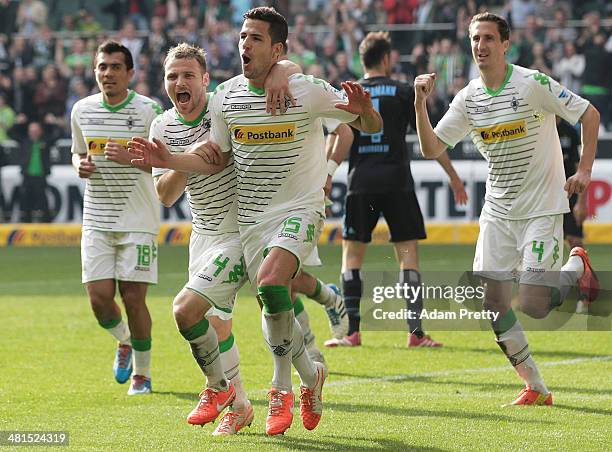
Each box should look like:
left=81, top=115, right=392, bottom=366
left=1, top=244, right=610, bottom=451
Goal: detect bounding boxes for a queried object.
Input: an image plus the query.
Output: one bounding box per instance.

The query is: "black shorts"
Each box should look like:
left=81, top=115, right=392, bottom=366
left=563, top=194, right=583, bottom=238
left=343, top=191, right=427, bottom=243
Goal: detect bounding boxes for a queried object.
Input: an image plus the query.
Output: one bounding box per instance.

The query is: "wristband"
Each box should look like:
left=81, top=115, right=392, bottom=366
left=327, top=159, right=339, bottom=177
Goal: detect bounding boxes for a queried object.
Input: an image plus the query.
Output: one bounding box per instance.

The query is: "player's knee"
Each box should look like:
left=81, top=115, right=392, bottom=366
left=172, top=290, right=206, bottom=328
left=517, top=287, right=552, bottom=319
left=517, top=300, right=549, bottom=319
left=118, top=283, right=147, bottom=307
left=209, top=317, right=232, bottom=342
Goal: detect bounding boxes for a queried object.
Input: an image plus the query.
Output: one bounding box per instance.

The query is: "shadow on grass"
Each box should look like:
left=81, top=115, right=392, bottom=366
left=553, top=403, right=612, bottom=416
left=247, top=398, right=554, bottom=424
left=237, top=432, right=447, bottom=451
left=154, top=391, right=199, bottom=401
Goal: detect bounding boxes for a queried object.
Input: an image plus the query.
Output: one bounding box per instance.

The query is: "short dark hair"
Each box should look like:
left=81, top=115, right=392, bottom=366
left=164, top=43, right=207, bottom=73
left=95, top=40, right=134, bottom=70
left=243, top=6, right=288, bottom=46
left=359, top=31, right=392, bottom=69
left=469, top=12, right=510, bottom=42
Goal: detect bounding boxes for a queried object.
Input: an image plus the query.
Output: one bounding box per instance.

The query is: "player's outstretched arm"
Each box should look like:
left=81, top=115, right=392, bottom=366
left=264, top=59, right=300, bottom=115
left=435, top=151, right=468, bottom=205
left=128, top=137, right=225, bottom=174
left=335, top=81, right=382, bottom=134
left=565, top=104, right=600, bottom=197
left=414, top=73, right=447, bottom=159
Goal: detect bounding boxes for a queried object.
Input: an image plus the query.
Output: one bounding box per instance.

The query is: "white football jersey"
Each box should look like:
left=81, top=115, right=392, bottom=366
left=434, top=64, right=589, bottom=220
left=151, top=98, right=238, bottom=235
left=71, top=90, right=162, bottom=233
left=209, top=74, right=357, bottom=226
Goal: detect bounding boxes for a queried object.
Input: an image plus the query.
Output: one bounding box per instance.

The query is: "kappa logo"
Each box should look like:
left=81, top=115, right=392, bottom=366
left=477, top=120, right=527, bottom=144
left=230, top=103, right=252, bottom=110
left=231, top=123, right=296, bottom=144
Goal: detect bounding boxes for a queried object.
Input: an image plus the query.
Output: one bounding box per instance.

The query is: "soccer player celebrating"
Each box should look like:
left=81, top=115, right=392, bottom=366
left=414, top=12, right=600, bottom=405
left=323, top=31, right=467, bottom=348
left=71, top=41, right=162, bottom=395
left=147, top=43, right=251, bottom=435
left=201, top=7, right=381, bottom=435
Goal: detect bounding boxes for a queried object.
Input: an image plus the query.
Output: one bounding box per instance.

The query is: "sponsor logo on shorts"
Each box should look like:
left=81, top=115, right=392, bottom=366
left=86, top=137, right=130, bottom=155
left=477, top=120, right=527, bottom=144
left=134, top=266, right=150, bottom=272
left=278, top=232, right=298, bottom=240
left=231, top=123, right=296, bottom=144
left=524, top=267, right=545, bottom=273
left=196, top=272, right=213, bottom=282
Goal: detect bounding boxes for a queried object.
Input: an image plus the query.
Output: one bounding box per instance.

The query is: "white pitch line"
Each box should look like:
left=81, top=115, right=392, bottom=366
left=257, top=355, right=612, bottom=394
left=324, top=355, right=612, bottom=388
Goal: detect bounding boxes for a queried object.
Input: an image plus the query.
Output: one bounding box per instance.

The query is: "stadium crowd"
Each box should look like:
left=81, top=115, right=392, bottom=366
left=0, top=0, right=611, bottom=222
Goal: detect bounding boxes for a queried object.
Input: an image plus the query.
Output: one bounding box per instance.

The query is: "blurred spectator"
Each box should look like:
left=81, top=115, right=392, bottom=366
left=31, top=25, right=55, bottom=69
left=10, top=36, right=34, bottom=68
left=33, top=64, right=67, bottom=129
left=77, top=9, right=104, bottom=34
left=207, top=41, right=236, bottom=88
left=0, top=33, right=10, bottom=74
left=102, top=0, right=149, bottom=30
left=146, top=16, right=174, bottom=58
left=580, top=32, right=611, bottom=130
left=0, top=93, right=15, bottom=144
left=9, top=119, right=55, bottom=222
left=0, top=0, right=19, bottom=36
left=508, top=0, right=536, bottom=28
left=364, top=0, right=387, bottom=24
left=16, top=0, right=48, bottom=37
left=11, top=66, right=37, bottom=119
left=334, top=52, right=358, bottom=83
left=383, top=0, right=419, bottom=24
left=553, top=41, right=585, bottom=94
left=428, top=38, right=466, bottom=100
left=65, top=78, right=90, bottom=126
left=119, top=21, right=145, bottom=71
left=530, top=42, right=552, bottom=74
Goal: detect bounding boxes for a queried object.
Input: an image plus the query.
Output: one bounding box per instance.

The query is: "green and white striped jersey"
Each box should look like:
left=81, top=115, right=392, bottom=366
left=150, top=100, right=238, bottom=236
left=435, top=64, right=589, bottom=220
left=209, top=74, right=357, bottom=226
left=71, top=90, right=162, bottom=233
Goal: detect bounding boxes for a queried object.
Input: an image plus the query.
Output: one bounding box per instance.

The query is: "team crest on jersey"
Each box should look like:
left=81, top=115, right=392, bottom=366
left=126, top=116, right=135, bottom=129
left=203, top=117, right=211, bottom=131
left=510, top=96, right=519, bottom=111
left=476, top=120, right=527, bottom=144
left=231, top=123, right=296, bottom=144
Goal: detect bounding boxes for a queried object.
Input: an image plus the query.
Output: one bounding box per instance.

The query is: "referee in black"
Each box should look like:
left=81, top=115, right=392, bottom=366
left=324, top=32, right=468, bottom=348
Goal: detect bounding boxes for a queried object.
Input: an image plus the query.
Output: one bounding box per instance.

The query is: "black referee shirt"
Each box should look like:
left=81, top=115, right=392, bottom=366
left=348, top=76, right=416, bottom=194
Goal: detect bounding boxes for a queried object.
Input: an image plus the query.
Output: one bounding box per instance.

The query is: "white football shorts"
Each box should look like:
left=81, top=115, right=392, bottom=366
left=186, top=231, right=247, bottom=320
left=81, top=229, right=158, bottom=284
left=240, top=210, right=324, bottom=282
left=473, top=210, right=564, bottom=287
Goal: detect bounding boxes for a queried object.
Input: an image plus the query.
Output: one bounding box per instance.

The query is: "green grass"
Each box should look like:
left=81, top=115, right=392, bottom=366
left=1, top=244, right=610, bottom=451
